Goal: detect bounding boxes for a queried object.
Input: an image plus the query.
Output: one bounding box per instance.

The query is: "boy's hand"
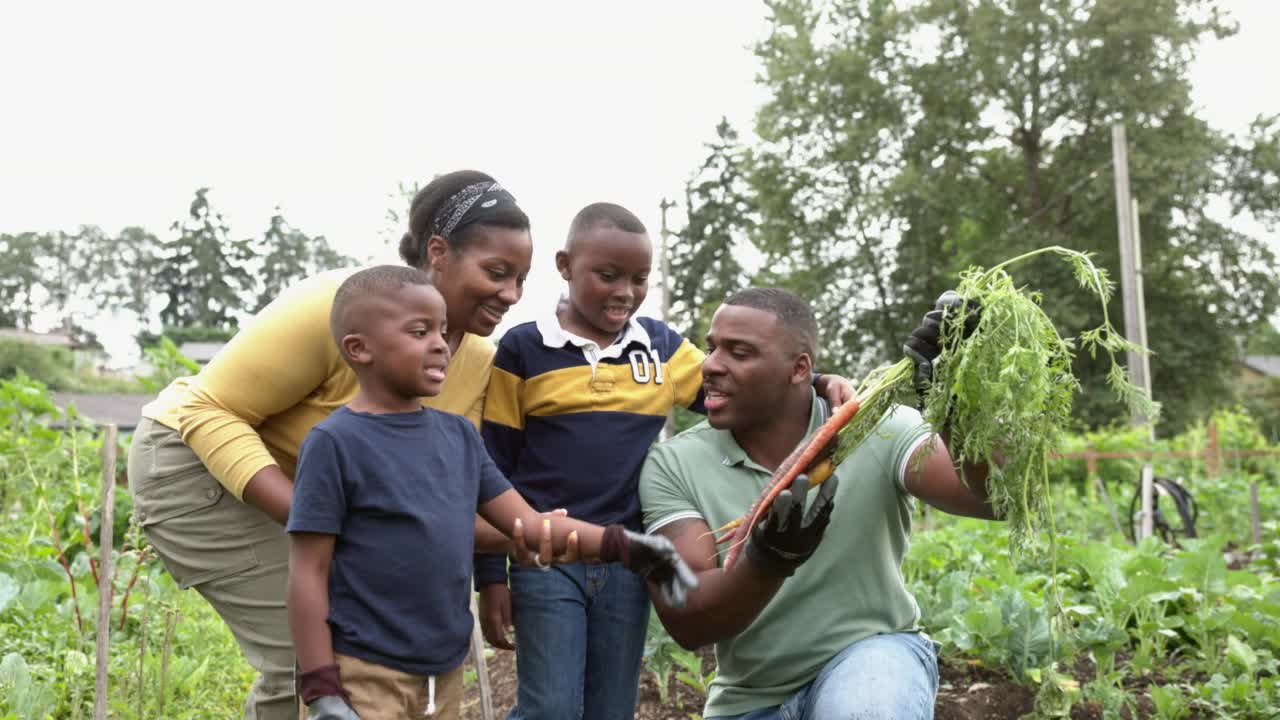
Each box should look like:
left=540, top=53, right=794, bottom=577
left=477, top=584, right=514, bottom=650
left=307, top=696, right=360, bottom=720
left=599, top=526, right=699, bottom=608
left=814, top=374, right=856, bottom=409
left=298, top=665, right=359, bottom=719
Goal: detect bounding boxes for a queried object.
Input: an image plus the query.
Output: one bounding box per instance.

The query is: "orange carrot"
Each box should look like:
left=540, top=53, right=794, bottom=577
left=712, top=458, right=837, bottom=543
left=723, top=398, right=861, bottom=570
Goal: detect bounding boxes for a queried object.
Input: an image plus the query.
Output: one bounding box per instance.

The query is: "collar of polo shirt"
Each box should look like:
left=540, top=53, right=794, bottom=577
left=535, top=307, right=652, bottom=357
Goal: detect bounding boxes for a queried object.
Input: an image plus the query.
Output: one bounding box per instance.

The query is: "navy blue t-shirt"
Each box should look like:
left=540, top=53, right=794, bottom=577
left=287, top=406, right=511, bottom=675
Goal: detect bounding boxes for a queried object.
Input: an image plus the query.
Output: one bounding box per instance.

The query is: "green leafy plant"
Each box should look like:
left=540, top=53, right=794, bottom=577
left=0, top=375, right=253, bottom=719
left=642, top=610, right=681, bottom=703
left=671, top=647, right=716, bottom=697
left=136, top=337, right=200, bottom=393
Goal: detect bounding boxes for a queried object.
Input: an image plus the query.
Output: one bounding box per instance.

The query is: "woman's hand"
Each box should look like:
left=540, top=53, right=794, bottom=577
left=241, top=465, right=293, bottom=525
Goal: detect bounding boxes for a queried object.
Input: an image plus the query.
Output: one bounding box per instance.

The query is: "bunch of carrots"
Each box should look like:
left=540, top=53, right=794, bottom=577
left=716, top=247, right=1152, bottom=569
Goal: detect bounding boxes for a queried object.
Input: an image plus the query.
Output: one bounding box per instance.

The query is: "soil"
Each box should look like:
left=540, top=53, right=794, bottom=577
left=459, top=646, right=712, bottom=720
left=933, top=659, right=1035, bottom=720
left=457, top=648, right=1108, bottom=720
left=459, top=645, right=1206, bottom=719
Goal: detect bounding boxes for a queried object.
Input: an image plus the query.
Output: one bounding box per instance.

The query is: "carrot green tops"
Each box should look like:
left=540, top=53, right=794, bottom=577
left=142, top=268, right=495, bottom=499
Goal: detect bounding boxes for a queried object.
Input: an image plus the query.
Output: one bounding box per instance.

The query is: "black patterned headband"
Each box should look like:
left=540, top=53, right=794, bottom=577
left=431, top=181, right=519, bottom=238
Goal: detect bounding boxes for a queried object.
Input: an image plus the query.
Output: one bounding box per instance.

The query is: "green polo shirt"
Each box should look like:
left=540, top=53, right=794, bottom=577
left=639, top=394, right=931, bottom=718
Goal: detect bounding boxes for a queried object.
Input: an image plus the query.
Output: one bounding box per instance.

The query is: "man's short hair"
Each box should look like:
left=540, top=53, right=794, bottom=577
left=330, top=265, right=434, bottom=345
left=723, top=287, right=819, bottom=362
left=566, top=202, right=647, bottom=250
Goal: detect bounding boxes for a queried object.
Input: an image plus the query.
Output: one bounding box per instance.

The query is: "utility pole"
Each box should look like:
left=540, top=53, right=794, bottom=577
left=659, top=198, right=677, bottom=439
left=1130, top=197, right=1153, bottom=407
left=1112, top=122, right=1155, bottom=540
left=1112, top=123, right=1152, bottom=419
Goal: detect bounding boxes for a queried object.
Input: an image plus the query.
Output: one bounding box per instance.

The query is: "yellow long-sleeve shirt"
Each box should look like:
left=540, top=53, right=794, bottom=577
left=141, top=267, right=496, bottom=499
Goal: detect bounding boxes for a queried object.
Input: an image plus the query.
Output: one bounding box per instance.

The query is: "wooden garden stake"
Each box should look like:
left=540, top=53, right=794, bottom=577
left=1205, top=420, right=1221, bottom=478
left=159, top=607, right=179, bottom=717
left=1251, top=480, right=1262, bottom=547
left=469, top=593, right=495, bottom=720
left=94, top=423, right=119, bottom=720
left=1139, top=464, right=1154, bottom=540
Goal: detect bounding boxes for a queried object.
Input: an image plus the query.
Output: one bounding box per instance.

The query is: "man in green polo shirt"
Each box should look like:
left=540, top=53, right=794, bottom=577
left=639, top=287, right=998, bottom=719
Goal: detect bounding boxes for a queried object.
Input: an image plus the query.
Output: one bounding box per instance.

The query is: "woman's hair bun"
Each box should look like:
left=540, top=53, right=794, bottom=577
left=399, top=231, right=423, bottom=267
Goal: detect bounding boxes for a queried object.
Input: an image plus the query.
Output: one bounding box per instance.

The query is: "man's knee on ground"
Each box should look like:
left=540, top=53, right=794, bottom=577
left=806, top=634, right=937, bottom=720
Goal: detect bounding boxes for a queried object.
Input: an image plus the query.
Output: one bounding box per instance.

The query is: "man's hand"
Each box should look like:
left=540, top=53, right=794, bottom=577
left=628, top=532, right=700, bottom=608
left=902, top=290, right=981, bottom=406
left=477, top=584, right=514, bottom=650
left=746, top=473, right=839, bottom=576
left=600, top=527, right=699, bottom=608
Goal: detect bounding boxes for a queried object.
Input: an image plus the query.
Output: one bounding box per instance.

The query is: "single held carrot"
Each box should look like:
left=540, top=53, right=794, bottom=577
left=722, top=398, right=861, bottom=570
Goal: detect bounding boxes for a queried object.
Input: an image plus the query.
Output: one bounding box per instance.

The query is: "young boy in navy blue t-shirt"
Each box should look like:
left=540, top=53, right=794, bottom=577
left=286, top=266, right=697, bottom=720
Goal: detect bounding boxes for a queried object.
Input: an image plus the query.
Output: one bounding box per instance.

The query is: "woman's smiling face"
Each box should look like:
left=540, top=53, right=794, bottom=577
left=427, top=225, right=533, bottom=338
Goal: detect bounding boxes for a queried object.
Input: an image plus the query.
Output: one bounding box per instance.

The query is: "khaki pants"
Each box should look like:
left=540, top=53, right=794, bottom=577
left=330, top=653, right=464, bottom=720
left=128, top=417, right=296, bottom=720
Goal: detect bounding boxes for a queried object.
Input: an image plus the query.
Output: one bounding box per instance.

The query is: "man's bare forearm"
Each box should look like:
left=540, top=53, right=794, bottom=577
left=938, top=429, right=999, bottom=519
left=656, top=563, right=783, bottom=649
left=649, top=519, right=784, bottom=649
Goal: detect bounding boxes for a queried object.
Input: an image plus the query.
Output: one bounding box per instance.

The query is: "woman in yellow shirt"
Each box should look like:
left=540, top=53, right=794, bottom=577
left=126, top=170, right=537, bottom=720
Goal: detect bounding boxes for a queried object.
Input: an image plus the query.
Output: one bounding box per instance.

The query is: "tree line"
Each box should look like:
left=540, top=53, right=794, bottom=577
left=670, top=0, right=1280, bottom=433
left=0, top=188, right=357, bottom=344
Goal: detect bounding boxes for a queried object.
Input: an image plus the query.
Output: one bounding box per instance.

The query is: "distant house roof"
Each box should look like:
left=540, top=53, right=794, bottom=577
left=51, top=393, right=151, bottom=431
left=179, top=341, right=226, bottom=364
left=1242, top=355, right=1280, bottom=378
left=0, top=328, right=75, bottom=347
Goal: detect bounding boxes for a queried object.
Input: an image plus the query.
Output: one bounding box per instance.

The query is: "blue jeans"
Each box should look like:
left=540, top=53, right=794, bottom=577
left=713, top=632, right=941, bottom=720
left=506, top=561, right=651, bottom=720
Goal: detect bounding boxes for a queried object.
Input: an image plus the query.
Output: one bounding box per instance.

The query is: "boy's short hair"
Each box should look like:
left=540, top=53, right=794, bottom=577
left=330, top=265, right=435, bottom=345
left=566, top=202, right=647, bottom=250
left=723, top=287, right=819, bottom=363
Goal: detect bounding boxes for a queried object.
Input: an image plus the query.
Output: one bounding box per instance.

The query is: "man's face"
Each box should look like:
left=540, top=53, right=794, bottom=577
left=702, top=304, right=807, bottom=432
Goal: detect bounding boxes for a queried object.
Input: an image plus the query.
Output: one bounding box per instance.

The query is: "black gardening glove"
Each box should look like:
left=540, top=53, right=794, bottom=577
left=746, top=472, right=839, bottom=577
left=902, top=290, right=981, bottom=408
left=600, top=527, right=700, bottom=608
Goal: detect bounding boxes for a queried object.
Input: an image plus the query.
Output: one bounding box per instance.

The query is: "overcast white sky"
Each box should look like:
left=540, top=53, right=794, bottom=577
left=1, top=1, right=1277, bottom=365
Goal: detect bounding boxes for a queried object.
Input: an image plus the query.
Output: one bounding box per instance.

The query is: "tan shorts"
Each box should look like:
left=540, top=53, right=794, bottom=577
left=319, top=652, right=465, bottom=720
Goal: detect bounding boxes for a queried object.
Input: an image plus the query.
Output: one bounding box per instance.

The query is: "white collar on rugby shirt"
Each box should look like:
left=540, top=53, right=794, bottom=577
left=535, top=306, right=652, bottom=369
